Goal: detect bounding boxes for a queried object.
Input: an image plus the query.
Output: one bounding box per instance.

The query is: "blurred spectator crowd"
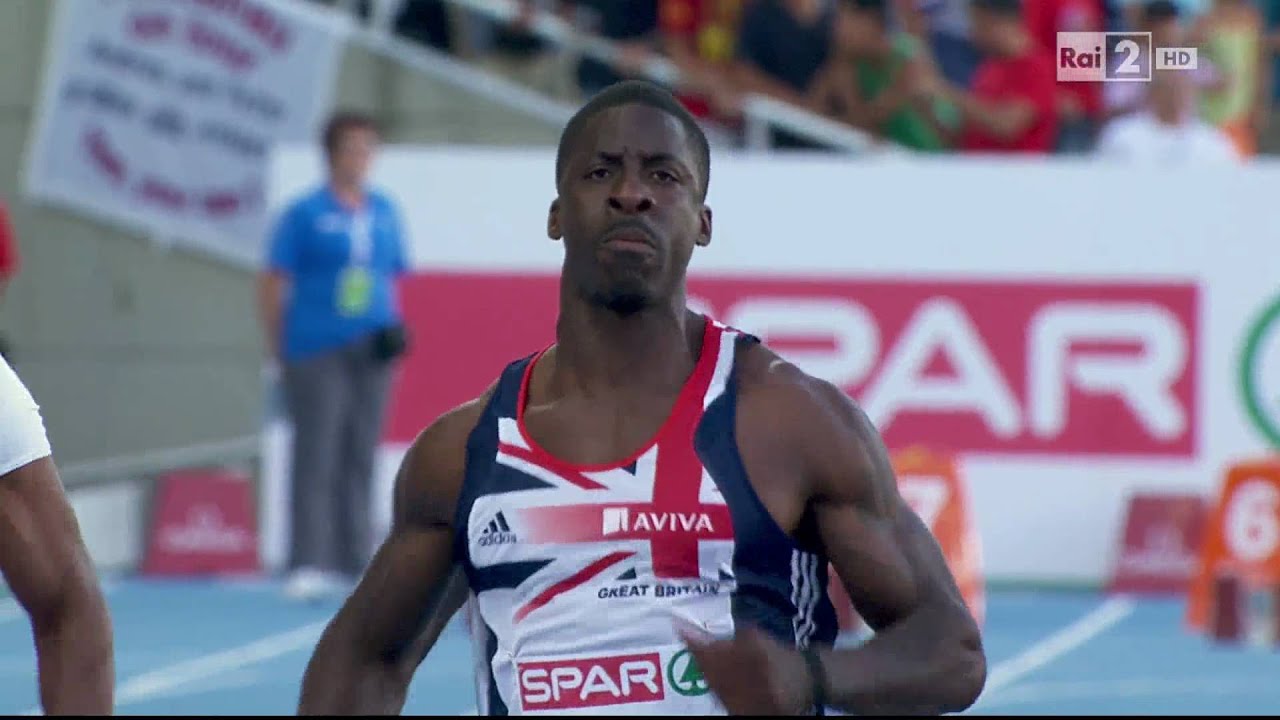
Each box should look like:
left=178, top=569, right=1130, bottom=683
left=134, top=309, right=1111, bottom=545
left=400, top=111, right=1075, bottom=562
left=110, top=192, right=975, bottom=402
left=317, top=0, right=1280, bottom=159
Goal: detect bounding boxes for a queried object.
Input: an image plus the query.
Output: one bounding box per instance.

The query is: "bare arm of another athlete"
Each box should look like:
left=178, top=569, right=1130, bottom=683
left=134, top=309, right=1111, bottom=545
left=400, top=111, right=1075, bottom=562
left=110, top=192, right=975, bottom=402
left=297, top=393, right=488, bottom=715
left=681, top=368, right=985, bottom=715
left=0, top=457, right=114, bottom=715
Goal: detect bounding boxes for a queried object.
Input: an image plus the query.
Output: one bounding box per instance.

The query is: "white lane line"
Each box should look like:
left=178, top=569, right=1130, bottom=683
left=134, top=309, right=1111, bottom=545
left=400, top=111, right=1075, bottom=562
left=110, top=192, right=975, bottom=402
left=119, top=667, right=266, bottom=704
left=975, top=675, right=1273, bottom=710
left=974, top=596, right=1135, bottom=708
left=20, top=618, right=329, bottom=715
left=114, top=620, right=328, bottom=707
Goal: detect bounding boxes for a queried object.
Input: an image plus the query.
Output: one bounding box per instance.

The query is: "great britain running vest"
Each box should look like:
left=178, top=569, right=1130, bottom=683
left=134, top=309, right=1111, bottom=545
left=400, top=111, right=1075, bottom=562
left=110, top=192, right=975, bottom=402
left=455, top=317, right=839, bottom=715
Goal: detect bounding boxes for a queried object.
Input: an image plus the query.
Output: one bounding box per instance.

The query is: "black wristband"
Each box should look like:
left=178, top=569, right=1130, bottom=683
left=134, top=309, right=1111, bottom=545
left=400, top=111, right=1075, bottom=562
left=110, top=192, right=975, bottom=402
left=801, top=645, right=828, bottom=716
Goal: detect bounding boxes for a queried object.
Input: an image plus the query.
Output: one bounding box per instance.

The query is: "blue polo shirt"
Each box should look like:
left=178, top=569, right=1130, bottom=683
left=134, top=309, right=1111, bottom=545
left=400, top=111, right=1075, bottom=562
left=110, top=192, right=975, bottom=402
left=267, top=186, right=408, bottom=362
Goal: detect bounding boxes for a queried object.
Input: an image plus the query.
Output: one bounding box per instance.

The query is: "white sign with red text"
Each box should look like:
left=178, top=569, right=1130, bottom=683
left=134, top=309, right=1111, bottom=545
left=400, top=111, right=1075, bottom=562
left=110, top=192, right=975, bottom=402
left=264, top=148, right=1280, bottom=584
left=24, top=0, right=348, bottom=264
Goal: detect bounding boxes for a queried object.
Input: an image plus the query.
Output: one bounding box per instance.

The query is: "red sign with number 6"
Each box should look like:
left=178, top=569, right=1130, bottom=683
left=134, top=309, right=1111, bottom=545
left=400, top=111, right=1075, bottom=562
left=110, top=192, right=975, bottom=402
left=1186, top=459, right=1280, bottom=631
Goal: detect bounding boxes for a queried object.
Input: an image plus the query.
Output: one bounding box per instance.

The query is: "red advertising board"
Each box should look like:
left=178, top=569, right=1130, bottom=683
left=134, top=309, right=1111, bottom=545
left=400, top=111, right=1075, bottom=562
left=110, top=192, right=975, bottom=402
left=142, top=470, right=260, bottom=576
left=387, top=274, right=1197, bottom=460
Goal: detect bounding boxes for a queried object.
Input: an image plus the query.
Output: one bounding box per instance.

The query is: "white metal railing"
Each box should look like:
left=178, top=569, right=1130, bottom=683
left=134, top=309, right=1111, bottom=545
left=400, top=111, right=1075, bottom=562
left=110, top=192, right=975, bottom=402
left=338, top=1, right=741, bottom=149
left=59, top=435, right=261, bottom=489
left=741, top=95, right=878, bottom=153
left=344, top=0, right=881, bottom=154
left=345, top=24, right=577, bottom=130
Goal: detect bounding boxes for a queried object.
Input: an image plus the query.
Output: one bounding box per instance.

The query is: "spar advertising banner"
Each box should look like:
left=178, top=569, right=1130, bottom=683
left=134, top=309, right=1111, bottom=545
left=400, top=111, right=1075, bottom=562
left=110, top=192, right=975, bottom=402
left=264, top=147, right=1280, bottom=584
left=24, top=0, right=348, bottom=265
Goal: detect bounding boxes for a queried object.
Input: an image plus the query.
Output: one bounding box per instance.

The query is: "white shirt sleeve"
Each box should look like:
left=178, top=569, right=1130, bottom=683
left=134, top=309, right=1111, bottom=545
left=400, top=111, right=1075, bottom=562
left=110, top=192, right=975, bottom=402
left=0, top=356, right=52, bottom=476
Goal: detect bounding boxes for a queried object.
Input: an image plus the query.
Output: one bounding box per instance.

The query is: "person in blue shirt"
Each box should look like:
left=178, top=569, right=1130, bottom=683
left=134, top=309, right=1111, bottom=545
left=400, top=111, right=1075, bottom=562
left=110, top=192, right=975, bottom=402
left=258, top=110, right=410, bottom=601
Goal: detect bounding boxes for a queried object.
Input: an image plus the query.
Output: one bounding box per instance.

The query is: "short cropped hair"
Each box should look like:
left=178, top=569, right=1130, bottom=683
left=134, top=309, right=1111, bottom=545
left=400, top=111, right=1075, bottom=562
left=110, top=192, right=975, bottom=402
left=322, top=110, right=379, bottom=161
left=555, top=80, right=711, bottom=200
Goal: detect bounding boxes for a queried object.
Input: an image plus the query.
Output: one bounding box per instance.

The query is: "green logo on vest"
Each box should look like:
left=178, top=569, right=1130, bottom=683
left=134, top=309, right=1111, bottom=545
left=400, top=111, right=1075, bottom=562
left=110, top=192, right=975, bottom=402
left=667, top=649, right=710, bottom=697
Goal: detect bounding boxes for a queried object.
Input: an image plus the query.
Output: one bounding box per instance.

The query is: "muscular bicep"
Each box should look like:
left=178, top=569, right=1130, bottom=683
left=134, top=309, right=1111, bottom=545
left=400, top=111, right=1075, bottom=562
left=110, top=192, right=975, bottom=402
left=806, top=389, right=968, bottom=632
left=341, top=521, right=460, bottom=666
left=817, top=491, right=965, bottom=631
left=0, top=458, right=95, bottom=627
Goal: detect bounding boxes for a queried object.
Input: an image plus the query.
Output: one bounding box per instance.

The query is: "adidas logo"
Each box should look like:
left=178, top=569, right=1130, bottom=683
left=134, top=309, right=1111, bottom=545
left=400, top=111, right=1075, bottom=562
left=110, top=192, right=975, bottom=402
left=478, top=511, right=518, bottom=547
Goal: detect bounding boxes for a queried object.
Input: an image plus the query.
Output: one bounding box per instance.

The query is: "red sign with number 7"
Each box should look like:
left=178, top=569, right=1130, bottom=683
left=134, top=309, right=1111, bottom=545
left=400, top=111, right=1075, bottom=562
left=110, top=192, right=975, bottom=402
left=828, top=447, right=985, bottom=634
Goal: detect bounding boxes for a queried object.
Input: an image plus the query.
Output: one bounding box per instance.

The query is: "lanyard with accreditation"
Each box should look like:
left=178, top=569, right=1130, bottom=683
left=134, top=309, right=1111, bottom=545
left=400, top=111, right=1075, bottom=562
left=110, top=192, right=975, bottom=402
left=337, top=209, right=375, bottom=317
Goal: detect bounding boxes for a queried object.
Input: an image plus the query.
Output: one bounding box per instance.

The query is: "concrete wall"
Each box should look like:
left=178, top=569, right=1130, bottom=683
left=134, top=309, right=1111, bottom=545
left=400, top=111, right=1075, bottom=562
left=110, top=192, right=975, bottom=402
left=0, top=0, right=562, bottom=466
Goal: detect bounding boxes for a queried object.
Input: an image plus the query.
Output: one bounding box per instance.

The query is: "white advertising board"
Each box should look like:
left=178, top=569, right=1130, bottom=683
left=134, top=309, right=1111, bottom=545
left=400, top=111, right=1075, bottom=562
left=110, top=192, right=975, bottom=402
left=25, top=0, right=348, bottom=265
left=263, top=147, right=1280, bottom=586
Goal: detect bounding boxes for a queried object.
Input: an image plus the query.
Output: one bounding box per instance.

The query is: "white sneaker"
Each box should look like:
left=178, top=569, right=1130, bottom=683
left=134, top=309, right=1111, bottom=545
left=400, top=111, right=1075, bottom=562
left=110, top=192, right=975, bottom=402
left=284, top=567, right=335, bottom=602
left=320, top=569, right=357, bottom=597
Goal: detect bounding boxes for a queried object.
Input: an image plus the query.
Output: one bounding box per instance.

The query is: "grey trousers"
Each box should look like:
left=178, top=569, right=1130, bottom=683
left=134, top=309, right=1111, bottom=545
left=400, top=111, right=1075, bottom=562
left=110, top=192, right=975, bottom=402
left=282, top=337, right=394, bottom=576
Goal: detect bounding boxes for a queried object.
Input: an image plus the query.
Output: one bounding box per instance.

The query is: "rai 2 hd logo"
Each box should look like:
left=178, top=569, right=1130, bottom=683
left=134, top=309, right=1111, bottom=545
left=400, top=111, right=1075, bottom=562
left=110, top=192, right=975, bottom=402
left=1056, top=32, right=1197, bottom=83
